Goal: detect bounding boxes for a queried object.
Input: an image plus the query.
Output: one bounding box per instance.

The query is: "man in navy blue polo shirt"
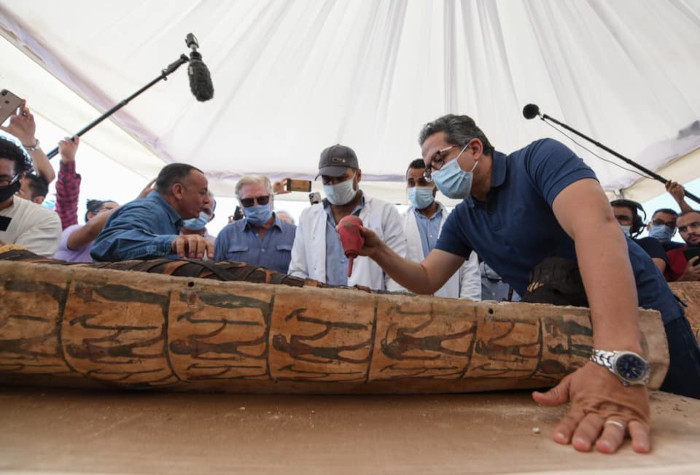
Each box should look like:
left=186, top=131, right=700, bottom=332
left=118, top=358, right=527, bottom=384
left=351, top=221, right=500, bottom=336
left=359, top=114, right=700, bottom=455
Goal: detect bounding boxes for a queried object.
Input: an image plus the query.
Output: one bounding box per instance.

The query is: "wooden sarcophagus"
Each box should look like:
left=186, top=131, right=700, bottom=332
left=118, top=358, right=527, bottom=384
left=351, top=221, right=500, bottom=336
left=0, top=249, right=672, bottom=393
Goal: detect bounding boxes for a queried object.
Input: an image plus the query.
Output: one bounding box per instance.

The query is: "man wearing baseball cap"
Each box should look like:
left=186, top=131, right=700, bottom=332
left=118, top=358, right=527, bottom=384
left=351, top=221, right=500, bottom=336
left=288, top=144, right=407, bottom=291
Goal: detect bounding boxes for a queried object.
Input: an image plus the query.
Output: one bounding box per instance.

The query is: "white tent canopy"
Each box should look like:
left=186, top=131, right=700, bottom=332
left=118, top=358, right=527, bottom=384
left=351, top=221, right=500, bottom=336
left=2, top=0, right=700, bottom=205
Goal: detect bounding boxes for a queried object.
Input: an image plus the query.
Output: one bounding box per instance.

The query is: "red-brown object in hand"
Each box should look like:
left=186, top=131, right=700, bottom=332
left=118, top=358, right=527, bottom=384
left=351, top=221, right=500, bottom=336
left=337, top=215, right=364, bottom=277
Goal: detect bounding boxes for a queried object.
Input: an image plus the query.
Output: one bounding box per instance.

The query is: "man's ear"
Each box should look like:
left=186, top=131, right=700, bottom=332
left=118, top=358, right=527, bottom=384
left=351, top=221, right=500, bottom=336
left=32, top=196, right=45, bottom=205
left=355, top=168, right=362, bottom=184
left=469, top=138, right=484, bottom=160
left=171, top=182, right=184, bottom=199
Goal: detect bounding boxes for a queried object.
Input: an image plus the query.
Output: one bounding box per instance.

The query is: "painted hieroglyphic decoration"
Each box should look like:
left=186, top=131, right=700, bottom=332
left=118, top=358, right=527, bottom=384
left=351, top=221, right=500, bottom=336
left=0, top=260, right=670, bottom=393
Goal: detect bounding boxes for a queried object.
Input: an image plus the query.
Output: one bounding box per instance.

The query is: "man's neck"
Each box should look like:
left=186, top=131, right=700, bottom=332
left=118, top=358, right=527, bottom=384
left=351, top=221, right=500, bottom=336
left=250, top=214, right=276, bottom=239
left=470, top=155, right=493, bottom=202
left=330, top=190, right=363, bottom=222
left=416, top=201, right=439, bottom=219
left=0, top=196, right=14, bottom=212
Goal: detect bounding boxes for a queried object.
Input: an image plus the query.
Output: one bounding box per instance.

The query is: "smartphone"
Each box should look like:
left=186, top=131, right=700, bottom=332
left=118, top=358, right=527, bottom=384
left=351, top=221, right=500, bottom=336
left=683, top=247, right=700, bottom=266
left=0, top=89, right=23, bottom=125
left=286, top=178, right=312, bottom=192
left=309, top=192, right=321, bottom=204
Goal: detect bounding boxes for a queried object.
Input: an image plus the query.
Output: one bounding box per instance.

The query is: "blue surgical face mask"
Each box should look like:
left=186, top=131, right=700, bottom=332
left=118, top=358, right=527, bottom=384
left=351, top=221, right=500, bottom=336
left=323, top=174, right=357, bottom=206
left=431, top=146, right=477, bottom=199
left=182, top=211, right=210, bottom=231
left=244, top=203, right=273, bottom=226
left=408, top=186, right=435, bottom=210
left=620, top=225, right=631, bottom=236
left=648, top=224, right=674, bottom=243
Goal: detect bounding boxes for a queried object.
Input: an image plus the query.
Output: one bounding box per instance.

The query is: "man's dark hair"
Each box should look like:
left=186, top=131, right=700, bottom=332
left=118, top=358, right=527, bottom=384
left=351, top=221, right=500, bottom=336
left=85, top=199, right=116, bottom=222
left=0, top=136, right=32, bottom=175
left=155, top=163, right=203, bottom=195
left=418, top=114, right=495, bottom=156
left=679, top=209, right=700, bottom=219
left=406, top=158, right=426, bottom=176
left=652, top=208, right=679, bottom=218
left=24, top=173, right=49, bottom=199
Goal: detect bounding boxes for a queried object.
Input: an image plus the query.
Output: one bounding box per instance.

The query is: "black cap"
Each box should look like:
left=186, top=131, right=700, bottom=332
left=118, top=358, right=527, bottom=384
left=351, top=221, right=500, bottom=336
left=317, top=144, right=358, bottom=178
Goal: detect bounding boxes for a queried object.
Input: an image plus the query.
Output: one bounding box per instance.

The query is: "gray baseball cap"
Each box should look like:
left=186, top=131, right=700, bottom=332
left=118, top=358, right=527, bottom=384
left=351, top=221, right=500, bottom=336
left=317, top=144, right=358, bottom=178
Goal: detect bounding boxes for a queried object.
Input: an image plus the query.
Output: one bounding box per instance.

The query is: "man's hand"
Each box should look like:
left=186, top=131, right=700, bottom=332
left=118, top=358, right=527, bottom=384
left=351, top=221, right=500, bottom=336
left=665, top=181, right=685, bottom=203
left=58, top=136, right=80, bottom=163
left=356, top=226, right=385, bottom=259
left=533, top=362, right=651, bottom=454
left=679, top=256, right=700, bottom=281
left=171, top=234, right=214, bottom=259
left=0, top=101, right=36, bottom=145
left=272, top=178, right=291, bottom=195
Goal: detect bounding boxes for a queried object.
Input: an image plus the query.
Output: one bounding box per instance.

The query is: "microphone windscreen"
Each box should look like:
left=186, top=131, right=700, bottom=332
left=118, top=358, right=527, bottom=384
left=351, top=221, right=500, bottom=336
left=188, top=52, right=214, bottom=102
left=523, top=104, right=540, bottom=120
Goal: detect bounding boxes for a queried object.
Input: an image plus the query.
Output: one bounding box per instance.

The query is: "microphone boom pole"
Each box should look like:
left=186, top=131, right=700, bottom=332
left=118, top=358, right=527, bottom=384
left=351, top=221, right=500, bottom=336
left=46, top=54, right=189, bottom=159
left=523, top=104, right=700, bottom=206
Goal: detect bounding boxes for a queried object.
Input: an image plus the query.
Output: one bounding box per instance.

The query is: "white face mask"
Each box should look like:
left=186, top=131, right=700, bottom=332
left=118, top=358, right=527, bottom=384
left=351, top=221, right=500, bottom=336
left=323, top=174, right=357, bottom=206
left=620, top=225, right=631, bottom=236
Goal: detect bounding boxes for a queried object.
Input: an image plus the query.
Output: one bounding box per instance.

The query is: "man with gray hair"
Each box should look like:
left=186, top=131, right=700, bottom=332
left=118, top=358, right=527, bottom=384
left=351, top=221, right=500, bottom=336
left=214, top=175, right=296, bottom=273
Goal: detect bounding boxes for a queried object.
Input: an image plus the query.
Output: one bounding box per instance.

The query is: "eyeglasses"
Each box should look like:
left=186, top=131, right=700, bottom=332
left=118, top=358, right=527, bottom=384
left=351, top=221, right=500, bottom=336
left=0, top=174, right=19, bottom=187
left=240, top=195, right=270, bottom=207
left=651, top=219, right=676, bottom=229
left=423, top=145, right=457, bottom=182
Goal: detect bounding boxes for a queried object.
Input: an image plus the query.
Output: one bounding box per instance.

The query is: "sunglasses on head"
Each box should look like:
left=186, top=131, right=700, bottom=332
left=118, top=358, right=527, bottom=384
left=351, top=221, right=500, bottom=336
left=240, top=195, right=270, bottom=207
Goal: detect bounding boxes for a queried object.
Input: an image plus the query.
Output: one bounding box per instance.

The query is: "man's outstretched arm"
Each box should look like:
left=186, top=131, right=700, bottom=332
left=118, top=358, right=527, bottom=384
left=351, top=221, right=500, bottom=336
left=533, top=178, right=650, bottom=454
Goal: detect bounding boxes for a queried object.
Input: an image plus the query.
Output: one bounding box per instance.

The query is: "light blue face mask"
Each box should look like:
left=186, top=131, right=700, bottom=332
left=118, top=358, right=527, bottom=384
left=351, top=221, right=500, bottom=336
left=323, top=174, right=357, bottom=206
left=182, top=211, right=210, bottom=231
left=620, top=225, right=632, bottom=236
left=244, top=203, right=273, bottom=226
left=431, top=145, right=477, bottom=199
left=408, top=186, right=435, bottom=210
left=648, top=224, right=674, bottom=243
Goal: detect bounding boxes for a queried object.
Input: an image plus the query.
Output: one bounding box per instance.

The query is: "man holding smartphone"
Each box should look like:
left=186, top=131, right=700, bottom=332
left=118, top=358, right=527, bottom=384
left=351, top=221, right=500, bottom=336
left=0, top=98, right=55, bottom=186
left=666, top=210, right=700, bottom=281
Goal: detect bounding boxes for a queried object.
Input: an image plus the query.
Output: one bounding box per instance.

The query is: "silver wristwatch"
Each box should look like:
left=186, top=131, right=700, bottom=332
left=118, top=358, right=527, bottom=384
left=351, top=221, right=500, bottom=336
left=23, top=138, right=41, bottom=152
left=590, top=349, right=650, bottom=386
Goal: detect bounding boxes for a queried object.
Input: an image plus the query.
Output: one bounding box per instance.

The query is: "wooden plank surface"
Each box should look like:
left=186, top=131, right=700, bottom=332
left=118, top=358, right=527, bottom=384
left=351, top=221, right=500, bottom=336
left=0, top=387, right=697, bottom=474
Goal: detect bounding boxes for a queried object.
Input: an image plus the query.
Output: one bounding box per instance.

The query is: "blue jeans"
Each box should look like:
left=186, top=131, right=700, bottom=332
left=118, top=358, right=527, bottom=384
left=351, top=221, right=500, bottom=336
left=660, top=316, right=700, bottom=399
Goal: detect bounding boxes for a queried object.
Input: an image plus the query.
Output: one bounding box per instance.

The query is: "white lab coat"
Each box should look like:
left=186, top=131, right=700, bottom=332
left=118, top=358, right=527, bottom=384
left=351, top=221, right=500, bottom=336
left=289, top=195, right=407, bottom=291
left=402, top=201, right=481, bottom=300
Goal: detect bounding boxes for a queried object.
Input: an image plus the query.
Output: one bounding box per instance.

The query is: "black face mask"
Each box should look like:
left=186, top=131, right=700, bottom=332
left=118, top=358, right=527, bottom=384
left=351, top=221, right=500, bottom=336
left=0, top=178, right=21, bottom=203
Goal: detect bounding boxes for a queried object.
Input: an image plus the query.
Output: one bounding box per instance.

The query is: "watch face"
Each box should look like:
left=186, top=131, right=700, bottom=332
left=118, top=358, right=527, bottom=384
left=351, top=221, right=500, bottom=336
left=615, top=353, right=649, bottom=382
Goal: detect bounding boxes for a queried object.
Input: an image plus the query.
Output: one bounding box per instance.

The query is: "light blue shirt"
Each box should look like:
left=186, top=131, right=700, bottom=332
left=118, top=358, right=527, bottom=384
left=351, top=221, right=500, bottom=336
left=214, top=213, right=296, bottom=274
left=91, top=191, right=181, bottom=261
left=323, top=197, right=364, bottom=286
left=412, top=207, right=443, bottom=258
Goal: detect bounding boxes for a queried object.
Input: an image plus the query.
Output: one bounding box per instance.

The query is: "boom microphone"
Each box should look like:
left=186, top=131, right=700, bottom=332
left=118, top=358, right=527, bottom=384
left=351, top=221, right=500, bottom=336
left=521, top=102, right=700, bottom=205
left=186, top=33, right=214, bottom=102
left=522, top=103, right=540, bottom=120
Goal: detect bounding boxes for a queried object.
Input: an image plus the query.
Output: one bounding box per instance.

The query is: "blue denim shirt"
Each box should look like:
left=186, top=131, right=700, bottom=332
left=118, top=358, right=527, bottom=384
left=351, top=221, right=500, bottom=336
left=323, top=197, right=364, bottom=286
left=91, top=191, right=181, bottom=261
left=412, top=206, right=443, bottom=257
left=214, top=213, right=296, bottom=274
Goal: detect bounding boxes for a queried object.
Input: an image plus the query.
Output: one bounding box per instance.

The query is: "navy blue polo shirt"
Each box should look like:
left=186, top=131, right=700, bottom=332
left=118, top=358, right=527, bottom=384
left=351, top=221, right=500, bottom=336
left=436, top=139, right=683, bottom=324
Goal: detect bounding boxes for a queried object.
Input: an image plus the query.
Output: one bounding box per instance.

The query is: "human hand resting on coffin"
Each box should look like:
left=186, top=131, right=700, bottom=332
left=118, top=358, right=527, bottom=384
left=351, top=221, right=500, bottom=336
left=532, top=361, right=650, bottom=454
left=171, top=234, right=214, bottom=259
